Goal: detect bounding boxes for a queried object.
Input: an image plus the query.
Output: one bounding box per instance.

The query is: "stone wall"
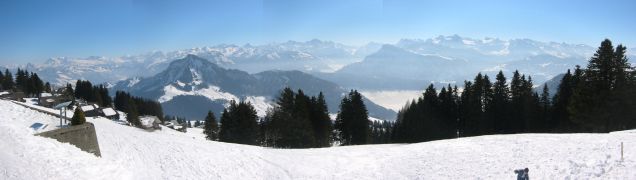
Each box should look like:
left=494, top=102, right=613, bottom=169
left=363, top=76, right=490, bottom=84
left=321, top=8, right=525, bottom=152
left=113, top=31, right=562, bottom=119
left=37, top=122, right=101, bottom=157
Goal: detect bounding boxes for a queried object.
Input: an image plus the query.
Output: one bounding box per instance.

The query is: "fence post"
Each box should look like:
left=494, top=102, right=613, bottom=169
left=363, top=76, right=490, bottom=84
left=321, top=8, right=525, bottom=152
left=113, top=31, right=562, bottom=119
left=621, top=142, right=624, bottom=161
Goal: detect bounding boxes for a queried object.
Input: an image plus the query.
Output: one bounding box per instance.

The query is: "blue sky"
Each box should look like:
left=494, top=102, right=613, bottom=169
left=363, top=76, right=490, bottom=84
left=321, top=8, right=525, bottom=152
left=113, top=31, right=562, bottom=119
left=0, top=0, right=635, bottom=63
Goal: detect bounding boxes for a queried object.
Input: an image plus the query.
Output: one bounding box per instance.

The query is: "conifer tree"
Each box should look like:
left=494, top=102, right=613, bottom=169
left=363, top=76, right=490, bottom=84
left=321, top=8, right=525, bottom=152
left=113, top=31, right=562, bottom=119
left=491, top=71, right=511, bottom=133
left=203, top=110, right=218, bottom=140
left=421, top=84, right=443, bottom=140
left=290, top=90, right=316, bottom=147
left=219, top=100, right=259, bottom=145
left=438, top=84, right=459, bottom=138
left=479, top=74, right=494, bottom=134
left=458, top=81, right=474, bottom=137
left=335, top=90, right=369, bottom=145
left=44, top=82, right=51, bottom=93
left=2, top=69, right=13, bottom=90
left=264, top=88, right=295, bottom=147
left=0, top=71, right=4, bottom=90
left=509, top=71, right=528, bottom=132
left=126, top=99, right=142, bottom=127
left=71, top=108, right=86, bottom=126
left=540, top=83, right=551, bottom=131
left=309, top=92, right=333, bottom=147
left=29, top=72, right=44, bottom=97
left=15, top=68, right=27, bottom=92
left=551, top=70, right=574, bottom=131
left=569, top=39, right=634, bottom=132
left=461, top=75, right=486, bottom=136
left=263, top=88, right=332, bottom=148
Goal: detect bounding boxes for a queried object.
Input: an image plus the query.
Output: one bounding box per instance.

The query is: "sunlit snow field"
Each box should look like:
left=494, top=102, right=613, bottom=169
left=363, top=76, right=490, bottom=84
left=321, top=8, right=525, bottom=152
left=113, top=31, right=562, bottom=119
left=1, top=99, right=635, bottom=179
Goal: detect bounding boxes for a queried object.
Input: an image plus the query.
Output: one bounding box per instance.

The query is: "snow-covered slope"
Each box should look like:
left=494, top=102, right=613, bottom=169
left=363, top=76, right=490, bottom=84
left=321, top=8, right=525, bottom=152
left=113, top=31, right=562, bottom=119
left=2, top=99, right=635, bottom=179
left=0, top=100, right=131, bottom=179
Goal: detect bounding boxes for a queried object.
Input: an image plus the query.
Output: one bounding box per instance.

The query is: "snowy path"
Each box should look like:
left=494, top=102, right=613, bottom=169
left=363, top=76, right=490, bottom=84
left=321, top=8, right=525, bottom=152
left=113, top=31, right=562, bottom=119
left=1, top=99, right=635, bottom=179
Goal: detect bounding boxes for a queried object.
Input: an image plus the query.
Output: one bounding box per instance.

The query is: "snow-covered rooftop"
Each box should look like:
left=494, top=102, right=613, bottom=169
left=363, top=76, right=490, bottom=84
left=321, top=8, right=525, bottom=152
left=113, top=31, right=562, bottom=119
left=102, top=108, right=117, bottom=116
left=80, top=105, right=94, bottom=111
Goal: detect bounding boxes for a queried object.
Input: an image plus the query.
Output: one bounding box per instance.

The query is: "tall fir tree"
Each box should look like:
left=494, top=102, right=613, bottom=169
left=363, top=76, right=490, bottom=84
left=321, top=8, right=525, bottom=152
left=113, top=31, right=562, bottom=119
left=289, top=90, right=316, bottom=148
left=29, top=72, right=44, bottom=97
left=491, top=71, right=511, bottom=133
left=569, top=39, right=634, bottom=132
left=509, top=71, right=527, bottom=132
left=219, top=100, right=259, bottom=145
left=263, top=88, right=332, bottom=148
left=309, top=92, right=333, bottom=147
left=551, top=70, right=574, bottom=131
left=335, top=90, right=369, bottom=145
left=0, top=71, right=4, bottom=90
left=458, top=81, right=474, bottom=137
left=203, top=111, right=218, bottom=140
left=420, top=84, right=444, bottom=140
left=438, top=84, right=459, bottom=138
left=15, top=68, right=27, bottom=92
left=540, top=83, right=551, bottom=132
left=2, top=69, right=14, bottom=90
left=126, top=99, right=142, bottom=127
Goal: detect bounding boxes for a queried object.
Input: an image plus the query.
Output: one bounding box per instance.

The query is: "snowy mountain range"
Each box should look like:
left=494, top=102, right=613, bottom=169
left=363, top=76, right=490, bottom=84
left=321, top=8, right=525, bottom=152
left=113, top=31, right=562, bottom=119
left=318, top=35, right=636, bottom=90
left=13, top=39, right=375, bottom=86
left=11, top=35, right=629, bottom=90
left=110, top=55, right=395, bottom=120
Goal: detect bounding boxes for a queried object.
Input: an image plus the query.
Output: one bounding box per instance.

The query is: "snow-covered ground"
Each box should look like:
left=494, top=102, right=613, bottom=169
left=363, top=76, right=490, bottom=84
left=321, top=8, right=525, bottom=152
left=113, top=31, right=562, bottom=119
left=1, top=99, right=635, bottom=179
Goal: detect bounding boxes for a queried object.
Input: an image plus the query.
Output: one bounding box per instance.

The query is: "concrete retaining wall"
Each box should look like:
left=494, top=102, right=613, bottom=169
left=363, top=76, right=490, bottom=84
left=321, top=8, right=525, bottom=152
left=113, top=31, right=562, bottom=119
left=37, top=122, right=101, bottom=157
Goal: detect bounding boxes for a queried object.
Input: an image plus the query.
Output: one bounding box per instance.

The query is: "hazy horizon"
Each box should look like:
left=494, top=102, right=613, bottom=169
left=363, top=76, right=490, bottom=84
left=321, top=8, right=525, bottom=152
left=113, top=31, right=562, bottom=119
left=1, top=0, right=635, bottom=64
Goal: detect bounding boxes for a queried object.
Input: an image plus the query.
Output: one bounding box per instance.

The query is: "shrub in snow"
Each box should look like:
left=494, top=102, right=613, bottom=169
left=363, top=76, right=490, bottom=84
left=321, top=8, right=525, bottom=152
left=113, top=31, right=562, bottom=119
left=71, top=108, right=86, bottom=125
